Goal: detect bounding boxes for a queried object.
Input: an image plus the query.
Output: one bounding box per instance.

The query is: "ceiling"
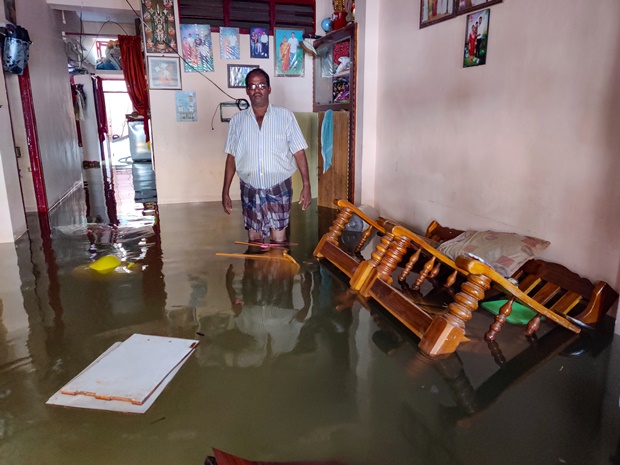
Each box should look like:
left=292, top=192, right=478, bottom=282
left=57, top=6, right=137, bottom=24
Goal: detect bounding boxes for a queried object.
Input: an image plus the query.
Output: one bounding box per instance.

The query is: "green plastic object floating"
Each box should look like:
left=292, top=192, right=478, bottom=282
left=89, top=255, right=122, bottom=274
left=481, top=299, right=538, bottom=325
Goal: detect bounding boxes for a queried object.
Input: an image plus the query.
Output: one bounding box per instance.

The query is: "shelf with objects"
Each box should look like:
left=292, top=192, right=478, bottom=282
left=312, top=22, right=356, bottom=112
left=312, top=22, right=357, bottom=205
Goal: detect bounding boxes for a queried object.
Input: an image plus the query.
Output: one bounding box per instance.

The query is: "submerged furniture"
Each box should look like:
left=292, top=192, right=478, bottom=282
left=314, top=200, right=618, bottom=356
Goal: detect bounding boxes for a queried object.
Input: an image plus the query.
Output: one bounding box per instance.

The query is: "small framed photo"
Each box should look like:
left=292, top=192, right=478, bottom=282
left=148, top=56, right=182, bottom=89
left=456, top=0, right=501, bottom=16
left=274, top=28, right=304, bottom=77
left=227, top=64, right=259, bottom=88
left=420, top=0, right=457, bottom=28
left=220, top=27, right=240, bottom=59
left=463, top=8, right=490, bottom=67
left=250, top=27, right=269, bottom=59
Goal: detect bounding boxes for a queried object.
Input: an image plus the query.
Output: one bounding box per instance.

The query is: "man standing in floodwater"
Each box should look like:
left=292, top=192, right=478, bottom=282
left=221, top=68, right=311, bottom=243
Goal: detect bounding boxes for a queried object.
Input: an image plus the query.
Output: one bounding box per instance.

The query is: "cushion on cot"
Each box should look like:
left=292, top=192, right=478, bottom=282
left=481, top=299, right=538, bottom=325
left=437, top=230, right=550, bottom=277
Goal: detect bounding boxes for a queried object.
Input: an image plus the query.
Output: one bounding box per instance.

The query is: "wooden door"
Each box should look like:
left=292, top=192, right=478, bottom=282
left=317, top=110, right=349, bottom=208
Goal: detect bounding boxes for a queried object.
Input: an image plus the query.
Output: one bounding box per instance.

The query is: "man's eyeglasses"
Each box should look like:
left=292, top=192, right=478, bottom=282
left=247, top=83, right=268, bottom=90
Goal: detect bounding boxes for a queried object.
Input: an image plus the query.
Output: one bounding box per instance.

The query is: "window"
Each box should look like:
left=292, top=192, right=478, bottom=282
left=178, top=0, right=315, bottom=35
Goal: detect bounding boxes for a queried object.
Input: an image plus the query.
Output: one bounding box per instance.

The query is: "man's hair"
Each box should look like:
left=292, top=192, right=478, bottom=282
left=245, top=68, right=270, bottom=88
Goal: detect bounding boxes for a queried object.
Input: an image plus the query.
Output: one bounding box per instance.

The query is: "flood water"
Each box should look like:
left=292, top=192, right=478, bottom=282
left=0, top=185, right=619, bottom=465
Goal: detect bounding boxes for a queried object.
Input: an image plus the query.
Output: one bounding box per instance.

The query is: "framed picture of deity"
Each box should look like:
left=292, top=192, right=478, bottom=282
left=141, top=0, right=179, bottom=54
left=148, top=56, right=182, bottom=90
left=457, top=0, right=501, bottom=16
left=420, top=0, right=457, bottom=28
left=274, top=28, right=304, bottom=77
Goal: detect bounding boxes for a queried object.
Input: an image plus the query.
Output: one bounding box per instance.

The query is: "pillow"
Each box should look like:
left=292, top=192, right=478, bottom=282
left=437, top=230, right=550, bottom=277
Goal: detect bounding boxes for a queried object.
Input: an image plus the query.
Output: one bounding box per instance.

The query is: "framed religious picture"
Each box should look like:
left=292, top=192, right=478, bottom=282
left=141, top=0, right=179, bottom=54
left=227, top=64, right=259, bottom=88
left=456, top=0, right=501, bottom=16
left=179, top=24, right=214, bottom=72
left=420, top=0, right=457, bottom=28
left=250, top=28, right=269, bottom=59
left=274, top=28, right=304, bottom=77
left=148, top=56, right=182, bottom=89
left=463, top=8, right=490, bottom=68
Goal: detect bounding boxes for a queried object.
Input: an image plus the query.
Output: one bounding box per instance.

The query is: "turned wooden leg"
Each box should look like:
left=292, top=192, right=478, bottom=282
left=412, top=256, right=436, bottom=291
left=398, top=248, right=420, bottom=283
left=375, top=236, right=411, bottom=284
left=434, top=354, right=478, bottom=416
left=525, top=315, right=541, bottom=337
left=485, top=297, right=514, bottom=341
left=487, top=340, right=506, bottom=367
left=419, top=273, right=492, bottom=356
left=350, top=232, right=394, bottom=295
left=313, top=207, right=353, bottom=258
left=326, top=207, right=353, bottom=244
left=444, top=270, right=458, bottom=289
left=354, top=226, right=374, bottom=254
left=369, top=233, right=394, bottom=267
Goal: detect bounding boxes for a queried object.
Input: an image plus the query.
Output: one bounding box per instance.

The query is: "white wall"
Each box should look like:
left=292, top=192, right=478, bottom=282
left=0, top=2, right=27, bottom=239
left=4, top=74, right=36, bottom=212
left=355, top=0, right=379, bottom=207
left=150, top=32, right=314, bottom=204
left=372, top=0, right=620, bottom=296
left=0, top=81, right=26, bottom=240
left=18, top=0, right=82, bottom=209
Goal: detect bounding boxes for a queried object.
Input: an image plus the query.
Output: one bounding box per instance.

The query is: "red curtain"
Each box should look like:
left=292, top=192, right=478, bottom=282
left=92, top=76, right=108, bottom=143
left=118, top=35, right=150, bottom=142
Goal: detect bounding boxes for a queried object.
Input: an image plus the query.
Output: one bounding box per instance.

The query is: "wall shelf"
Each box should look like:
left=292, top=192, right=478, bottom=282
left=312, top=22, right=357, bottom=203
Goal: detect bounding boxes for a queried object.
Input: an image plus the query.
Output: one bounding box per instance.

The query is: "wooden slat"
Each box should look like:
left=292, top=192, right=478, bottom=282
left=518, top=275, right=542, bottom=294
left=550, top=291, right=582, bottom=316
left=519, top=259, right=594, bottom=298
left=531, top=282, right=561, bottom=306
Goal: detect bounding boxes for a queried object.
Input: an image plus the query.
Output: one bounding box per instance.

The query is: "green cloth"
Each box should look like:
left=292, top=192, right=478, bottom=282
left=481, top=299, right=538, bottom=325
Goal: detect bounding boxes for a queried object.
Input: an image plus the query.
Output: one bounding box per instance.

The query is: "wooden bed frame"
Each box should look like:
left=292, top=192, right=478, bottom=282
left=314, top=200, right=619, bottom=357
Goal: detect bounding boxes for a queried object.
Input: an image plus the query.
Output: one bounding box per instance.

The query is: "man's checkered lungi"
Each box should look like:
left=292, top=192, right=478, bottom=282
left=240, top=177, right=292, bottom=238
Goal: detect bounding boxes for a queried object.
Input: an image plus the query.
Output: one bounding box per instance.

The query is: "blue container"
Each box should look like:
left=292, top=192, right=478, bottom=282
left=321, top=17, right=333, bottom=33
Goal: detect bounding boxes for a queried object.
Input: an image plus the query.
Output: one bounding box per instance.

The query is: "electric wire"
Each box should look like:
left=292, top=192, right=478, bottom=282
left=123, top=0, right=249, bottom=113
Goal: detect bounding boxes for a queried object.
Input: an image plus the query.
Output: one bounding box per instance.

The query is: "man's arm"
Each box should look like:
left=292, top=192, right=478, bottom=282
left=293, top=149, right=311, bottom=210
left=222, top=153, right=236, bottom=214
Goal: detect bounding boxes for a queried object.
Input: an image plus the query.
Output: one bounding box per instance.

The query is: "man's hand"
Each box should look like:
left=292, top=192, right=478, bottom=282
left=222, top=193, right=233, bottom=214
left=222, top=154, right=236, bottom=214
left=298, top=185, right=311, bottom=211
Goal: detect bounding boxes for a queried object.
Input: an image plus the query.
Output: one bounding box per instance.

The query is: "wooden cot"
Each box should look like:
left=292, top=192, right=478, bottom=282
left=314, top=200, right=619, bottom=357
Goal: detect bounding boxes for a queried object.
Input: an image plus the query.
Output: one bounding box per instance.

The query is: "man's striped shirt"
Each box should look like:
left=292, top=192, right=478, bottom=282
left=225, top=104, right=308, bottom=189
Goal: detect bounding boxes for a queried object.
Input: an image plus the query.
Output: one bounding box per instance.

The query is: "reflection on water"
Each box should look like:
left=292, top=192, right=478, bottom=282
left=0, top=189, right=619, bottom=465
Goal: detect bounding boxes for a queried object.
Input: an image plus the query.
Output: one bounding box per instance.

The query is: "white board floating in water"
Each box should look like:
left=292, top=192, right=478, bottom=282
left=46, top=334, right=198, bottom=413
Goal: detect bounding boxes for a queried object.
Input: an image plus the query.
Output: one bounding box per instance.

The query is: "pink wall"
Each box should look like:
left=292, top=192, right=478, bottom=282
left=150, top=32, right=314, bottom=204
left=18, top=0, right=82, bottom=208
left=372, top=0, right=620, bottom=299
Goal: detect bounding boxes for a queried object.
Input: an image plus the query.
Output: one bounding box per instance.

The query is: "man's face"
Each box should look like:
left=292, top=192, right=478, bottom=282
left=246, top=73, right=271, bottom=107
